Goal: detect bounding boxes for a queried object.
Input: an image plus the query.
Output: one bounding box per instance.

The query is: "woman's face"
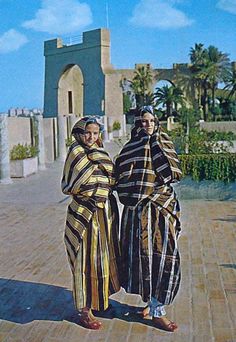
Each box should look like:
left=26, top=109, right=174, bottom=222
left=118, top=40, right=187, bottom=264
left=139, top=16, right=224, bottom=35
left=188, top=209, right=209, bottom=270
left=141, top=112, right=155, bottom=135
left=80, top=123, right=100, bottom=147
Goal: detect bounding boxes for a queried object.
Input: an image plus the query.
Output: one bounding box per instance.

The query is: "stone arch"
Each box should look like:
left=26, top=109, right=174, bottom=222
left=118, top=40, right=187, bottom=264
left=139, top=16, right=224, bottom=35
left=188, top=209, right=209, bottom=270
left=44, top=28, right=124, bottom=160
left=58, top=64, right=84, bottom=118
left=153, top=79, right=177, bottom=111
left=153, top=78, right=175, bottom=90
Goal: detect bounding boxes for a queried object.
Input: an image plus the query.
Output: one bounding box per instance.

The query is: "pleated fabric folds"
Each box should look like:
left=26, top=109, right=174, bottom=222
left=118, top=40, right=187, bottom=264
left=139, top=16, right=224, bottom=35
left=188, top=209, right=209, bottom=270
left=115, top=125, right=182, bottom=305
left=62, top=139, right=120, bottom=311
left=119, top=185, right=181, bottom=305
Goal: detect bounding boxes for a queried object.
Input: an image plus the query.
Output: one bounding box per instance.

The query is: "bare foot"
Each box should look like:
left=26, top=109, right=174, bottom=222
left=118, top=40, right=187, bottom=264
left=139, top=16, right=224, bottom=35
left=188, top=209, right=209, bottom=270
left=152, top=316, right=178, bottom=332
left=141, top=306, right=152, bottom=320
left=142, top=306, right=149, bottom=317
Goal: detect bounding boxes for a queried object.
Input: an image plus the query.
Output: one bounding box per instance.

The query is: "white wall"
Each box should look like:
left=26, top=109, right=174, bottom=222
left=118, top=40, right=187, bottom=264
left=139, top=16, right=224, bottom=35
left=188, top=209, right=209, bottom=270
left=8, top=117, right=31, bottom=149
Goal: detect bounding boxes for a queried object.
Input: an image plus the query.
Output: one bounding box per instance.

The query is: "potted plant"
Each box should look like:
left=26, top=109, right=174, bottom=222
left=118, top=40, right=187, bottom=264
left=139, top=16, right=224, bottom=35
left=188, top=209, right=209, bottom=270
left=10, top=143, right=38, bottom=177
left=112, top=120, right=122, bottom=138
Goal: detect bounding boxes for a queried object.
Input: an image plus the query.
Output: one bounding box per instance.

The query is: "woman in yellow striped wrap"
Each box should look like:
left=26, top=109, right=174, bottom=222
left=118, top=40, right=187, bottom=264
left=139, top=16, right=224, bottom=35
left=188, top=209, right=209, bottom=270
left=115, top=106, right=182, bottom=332
left=61, top=117, right=120, bottom=330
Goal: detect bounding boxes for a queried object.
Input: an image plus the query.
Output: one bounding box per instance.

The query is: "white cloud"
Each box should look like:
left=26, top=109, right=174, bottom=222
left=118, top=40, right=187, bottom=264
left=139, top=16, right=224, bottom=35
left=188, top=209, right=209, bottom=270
left=217, top=0, right=236, bottom=14
left=22, top=0, right=92, bottom=35
left=130, top=0, right=193, bottom=29
left=0, top=29, right=28, bottom=54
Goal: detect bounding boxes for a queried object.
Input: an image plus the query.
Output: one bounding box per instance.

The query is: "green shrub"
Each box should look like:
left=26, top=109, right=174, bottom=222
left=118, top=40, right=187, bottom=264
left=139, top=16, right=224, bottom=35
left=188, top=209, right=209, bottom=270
left=10, top=144, right=38, bottom=160
left=206, top=130, right=236, bottom=141
left=112, top=121, right=121, bottom=131
left=179, top=153, right=236, bottom=183
left=170, top=127, right=235, bottom=154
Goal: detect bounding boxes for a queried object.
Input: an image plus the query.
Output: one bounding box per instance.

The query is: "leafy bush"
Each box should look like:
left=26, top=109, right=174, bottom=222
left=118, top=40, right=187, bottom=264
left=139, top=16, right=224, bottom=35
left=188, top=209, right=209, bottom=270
left=10, top=144, right=38, bottom=160
left=206, top=130, right=236, bottom=141
left=169, top=127, right=235, bottom=154
left=113, top=121, right=121, bottom=131
left=179, top=153, right=236, bottom=183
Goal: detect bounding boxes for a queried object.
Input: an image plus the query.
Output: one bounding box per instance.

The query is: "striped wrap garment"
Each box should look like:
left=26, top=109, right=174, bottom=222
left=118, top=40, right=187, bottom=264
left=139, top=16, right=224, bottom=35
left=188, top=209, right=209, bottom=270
left=115, top=109, right=182, bottom=305
left=61, top=117, right=120, bottom=311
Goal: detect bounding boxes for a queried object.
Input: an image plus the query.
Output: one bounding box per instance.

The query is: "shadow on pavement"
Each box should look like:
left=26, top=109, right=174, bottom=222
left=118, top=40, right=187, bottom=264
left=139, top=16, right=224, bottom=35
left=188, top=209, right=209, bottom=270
left=0, top=278, right=157, bottom=328
left=219, top=263, right=236, bottom=270
left=93, top=299, right=158, bottom=328
left=0, top=278, right=75, bottom=324
left=213, top=215, right=236, bottom=222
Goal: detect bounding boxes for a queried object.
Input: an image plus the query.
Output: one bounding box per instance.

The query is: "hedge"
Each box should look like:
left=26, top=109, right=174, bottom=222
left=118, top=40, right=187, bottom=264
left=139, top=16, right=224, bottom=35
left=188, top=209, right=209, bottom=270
left=179, top=153, right=236, bottom=183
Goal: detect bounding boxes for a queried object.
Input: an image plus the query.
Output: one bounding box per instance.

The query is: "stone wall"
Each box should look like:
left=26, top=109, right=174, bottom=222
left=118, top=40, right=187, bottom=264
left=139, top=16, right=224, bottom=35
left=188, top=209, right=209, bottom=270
left=44, top=29, right=109, bottom=118
left=200, top=121, right=236, bottom=133
left=105, top=72, right=123, bottom=131
left=8, top=117, right=32, bottom=149
left=174, top=177, right=236, bottom=201
left=43, top=118, right=57, bottom=163
left=6, top=116, right=56, bottom=163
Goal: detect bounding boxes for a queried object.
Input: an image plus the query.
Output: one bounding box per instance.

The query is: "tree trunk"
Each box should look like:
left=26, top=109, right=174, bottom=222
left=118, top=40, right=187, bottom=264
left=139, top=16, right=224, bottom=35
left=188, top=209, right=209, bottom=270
left=202, top=80, right=208, bottom=121
left=212, top=85, right=215, bottom=110
left=167, top=102, right=172, bottom=117
left=185, top=118, right=190, bottom=154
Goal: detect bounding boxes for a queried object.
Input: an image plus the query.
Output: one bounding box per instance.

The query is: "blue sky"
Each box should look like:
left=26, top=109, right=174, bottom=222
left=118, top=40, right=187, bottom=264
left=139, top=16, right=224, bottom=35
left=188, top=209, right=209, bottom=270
left=0, top=0, right=235, bottom=112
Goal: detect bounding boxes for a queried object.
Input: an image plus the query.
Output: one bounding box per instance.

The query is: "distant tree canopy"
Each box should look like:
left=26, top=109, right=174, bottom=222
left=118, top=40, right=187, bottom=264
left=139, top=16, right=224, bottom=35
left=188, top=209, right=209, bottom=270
left=122, top=43, right=236, bottom=123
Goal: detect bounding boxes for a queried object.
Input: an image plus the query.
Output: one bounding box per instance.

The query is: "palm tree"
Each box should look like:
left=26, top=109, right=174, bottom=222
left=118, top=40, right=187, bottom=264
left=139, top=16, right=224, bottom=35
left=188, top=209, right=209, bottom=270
left=189, top=43, right=230, bottom=120
left=206, top=46, right=230, bottom=109
left=176, top=73, right=198, bottom=110
left=189, top=43, right=206, bottom=66
left=189, top=43, right=209, bottom=117
left=224, top=66, right=236, bottom=99
left=131, top=66, right=153, bottom=107
left=154, top=85, right=184, bottom=117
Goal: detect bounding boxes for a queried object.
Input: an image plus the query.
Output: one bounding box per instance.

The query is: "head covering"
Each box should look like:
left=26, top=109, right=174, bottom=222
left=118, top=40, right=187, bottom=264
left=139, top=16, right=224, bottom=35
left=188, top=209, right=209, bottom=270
left=116, top=105, right=182, bottom=206
left=132, top=105, right=159, bottom=137
left=72, top=116, right=103, bottom=136
left=140, top=105, right=154, bottom=115
left=71, top=116, right=104, bottom=147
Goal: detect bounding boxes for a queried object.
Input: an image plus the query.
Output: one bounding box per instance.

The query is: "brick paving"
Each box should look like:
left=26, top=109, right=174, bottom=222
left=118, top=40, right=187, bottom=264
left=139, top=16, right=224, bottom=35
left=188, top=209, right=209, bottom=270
left=0, top=141, right=236, bottom=342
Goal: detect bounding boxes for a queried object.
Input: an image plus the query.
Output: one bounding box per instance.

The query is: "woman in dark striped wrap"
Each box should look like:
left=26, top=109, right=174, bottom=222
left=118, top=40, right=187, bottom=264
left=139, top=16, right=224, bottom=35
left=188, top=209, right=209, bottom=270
left=61, top=117, right=120, bottom=330
left=115, top=106, right=182, bottom=332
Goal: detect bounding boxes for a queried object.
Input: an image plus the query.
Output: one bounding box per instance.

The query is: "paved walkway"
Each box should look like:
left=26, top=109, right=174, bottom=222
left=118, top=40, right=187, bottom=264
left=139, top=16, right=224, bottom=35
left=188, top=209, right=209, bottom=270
left=0, top=141, right=236, bottom=342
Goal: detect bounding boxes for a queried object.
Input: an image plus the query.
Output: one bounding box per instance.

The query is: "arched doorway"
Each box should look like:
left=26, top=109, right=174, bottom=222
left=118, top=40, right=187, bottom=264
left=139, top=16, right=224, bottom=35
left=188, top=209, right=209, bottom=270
left=57, top=64, right=84, bottom=160
left=58, top=64, right=84, bottom=118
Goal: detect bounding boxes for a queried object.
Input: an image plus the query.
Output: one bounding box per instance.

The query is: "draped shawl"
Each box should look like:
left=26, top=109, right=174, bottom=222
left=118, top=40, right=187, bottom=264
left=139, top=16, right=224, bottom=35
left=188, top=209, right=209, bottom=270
left=61, top=118, right=116, bottom=272
left=115, top=117, right=182, bottom=305
left=115, top=125, right=182, bottom=207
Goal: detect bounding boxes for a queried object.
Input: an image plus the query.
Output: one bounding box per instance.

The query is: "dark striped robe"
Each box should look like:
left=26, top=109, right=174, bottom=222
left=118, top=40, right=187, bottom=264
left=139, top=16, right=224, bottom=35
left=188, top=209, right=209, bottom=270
left=115, top=127, right=182, bottom=305
left=61, top=141, right=120, bottom=311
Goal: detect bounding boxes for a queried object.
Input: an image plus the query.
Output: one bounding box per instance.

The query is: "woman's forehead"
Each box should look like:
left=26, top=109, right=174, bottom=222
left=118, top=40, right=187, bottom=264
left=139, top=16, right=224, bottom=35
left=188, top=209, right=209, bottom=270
left=142, top=112, right=155, bottom=119
left=85, top=123, right=100, bottom=131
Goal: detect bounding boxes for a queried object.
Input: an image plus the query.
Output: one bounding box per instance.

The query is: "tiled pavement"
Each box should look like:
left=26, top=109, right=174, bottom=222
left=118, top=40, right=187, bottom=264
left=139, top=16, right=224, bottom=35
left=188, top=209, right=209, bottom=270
left=0, top=142, right=236, bottom=342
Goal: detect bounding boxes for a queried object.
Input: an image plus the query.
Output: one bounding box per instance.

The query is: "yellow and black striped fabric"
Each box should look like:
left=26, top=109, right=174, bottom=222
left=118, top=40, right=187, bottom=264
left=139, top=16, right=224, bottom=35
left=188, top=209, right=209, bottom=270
left=61, top=120, right=120, bottom=311
left=71, top=195, right=121, bottom=311
left=115, top=122, right=182, bottom=306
